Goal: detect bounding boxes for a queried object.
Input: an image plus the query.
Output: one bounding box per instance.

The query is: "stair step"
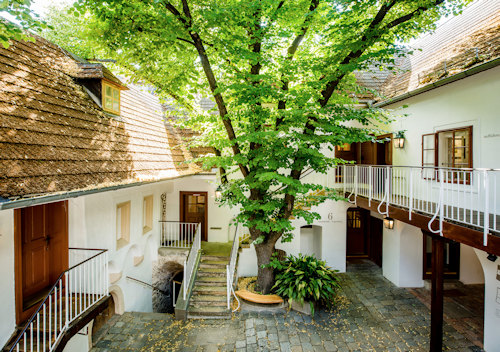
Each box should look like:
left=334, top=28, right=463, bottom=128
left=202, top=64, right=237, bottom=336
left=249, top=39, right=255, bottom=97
left=195, top=280, right=226, bottom=286
left=190, top=300, right=227, bottom=307
left=200, top=262, right=228, bottom=269
left=200, top=255, right=230, bottom=261
left=193, top=286, right=226, bottom=295
left=187, top=305, right=230, bottom=318
left=196, top=275, right=226, bottom=283
left=191, top=294, right=226, bottom=302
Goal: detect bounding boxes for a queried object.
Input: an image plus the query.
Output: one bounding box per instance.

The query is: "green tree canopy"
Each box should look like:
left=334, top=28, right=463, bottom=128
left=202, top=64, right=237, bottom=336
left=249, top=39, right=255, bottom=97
left=48, top=0, right=469, bottom=292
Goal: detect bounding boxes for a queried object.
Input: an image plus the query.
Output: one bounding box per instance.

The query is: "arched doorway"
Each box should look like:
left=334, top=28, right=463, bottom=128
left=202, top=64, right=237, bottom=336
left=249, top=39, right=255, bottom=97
left=152, top=261, right=184, bottom=313
left=300, top=225, right=322, bottom=259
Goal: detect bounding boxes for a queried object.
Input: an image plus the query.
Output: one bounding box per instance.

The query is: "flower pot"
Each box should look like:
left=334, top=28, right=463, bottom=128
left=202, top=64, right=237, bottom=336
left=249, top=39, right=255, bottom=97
left=289, top=299, right=318, bottom=316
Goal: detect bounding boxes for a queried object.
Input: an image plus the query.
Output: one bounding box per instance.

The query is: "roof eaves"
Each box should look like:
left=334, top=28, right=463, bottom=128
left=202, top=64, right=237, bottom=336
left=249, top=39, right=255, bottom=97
left=374, top=57, right=500, bottom=108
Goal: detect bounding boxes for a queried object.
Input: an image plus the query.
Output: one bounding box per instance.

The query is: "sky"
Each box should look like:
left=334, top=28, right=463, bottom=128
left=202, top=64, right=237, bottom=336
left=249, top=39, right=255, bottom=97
left=31, top=0, right=73, bottom=17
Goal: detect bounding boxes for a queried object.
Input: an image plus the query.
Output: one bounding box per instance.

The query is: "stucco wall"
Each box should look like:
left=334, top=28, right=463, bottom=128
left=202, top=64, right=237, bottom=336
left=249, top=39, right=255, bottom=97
left=460, top=243, right=485, bottom=285
left=0, top=209, right=15, bottom=348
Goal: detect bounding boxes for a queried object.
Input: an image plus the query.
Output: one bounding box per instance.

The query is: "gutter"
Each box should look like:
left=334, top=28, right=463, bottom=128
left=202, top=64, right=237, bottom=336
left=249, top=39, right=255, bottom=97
left=0, top=172, right=215, bottom=211
left=374, top=57, right=500, bottom=108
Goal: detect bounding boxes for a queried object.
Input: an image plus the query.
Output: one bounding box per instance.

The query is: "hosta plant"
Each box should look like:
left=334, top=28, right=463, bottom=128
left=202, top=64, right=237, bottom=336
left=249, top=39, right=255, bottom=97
left=267, top=253, right=340, bottom=314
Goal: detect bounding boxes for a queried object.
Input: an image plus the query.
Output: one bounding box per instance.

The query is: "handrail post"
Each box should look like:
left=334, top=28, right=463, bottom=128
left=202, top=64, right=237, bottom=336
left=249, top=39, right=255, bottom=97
left=183, top=259, right=187, bottom=300
left=65, top=272, right=69, bottom=328
left=343, top=165, right=346, bottom=195
left=368, top=165, right=373, bottom=206
left=226, top=264, right=230, bottom=309
left=354, top=166, right=358, bottom=204
left=409, top=169, right=413, bottom=220
left=439, top=169, right=444, bottom=235
left=484, top=170, right=489, bottom=246
left=385, top=166, right=390, bottom=215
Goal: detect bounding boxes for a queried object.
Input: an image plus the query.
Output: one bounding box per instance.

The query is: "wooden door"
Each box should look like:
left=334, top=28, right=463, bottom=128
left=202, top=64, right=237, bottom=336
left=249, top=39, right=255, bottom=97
left=368, top=216, right=383, bottom=267
left=180, top=192, right=208, bottom=241
left=15, top=201, right=68, bottom=324
left=423, top=234, right=460, bottom=279
left=346, top=208, right=368, bottom=256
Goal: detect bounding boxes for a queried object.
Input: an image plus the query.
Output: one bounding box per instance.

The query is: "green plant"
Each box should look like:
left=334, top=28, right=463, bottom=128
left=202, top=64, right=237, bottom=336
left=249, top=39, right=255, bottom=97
left=267, top=253, right=340, bottom=314
left=240, top=234, right=251, bottom=245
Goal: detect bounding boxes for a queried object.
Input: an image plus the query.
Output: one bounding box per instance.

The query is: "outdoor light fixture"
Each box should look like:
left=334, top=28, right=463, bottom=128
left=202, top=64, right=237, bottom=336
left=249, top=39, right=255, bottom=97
left=215, top=185, right=223, bottom=200
left=487, top=253, right=498, bottom=262
left=393, top=131, right=406, bottom=149
left=384, top=217, right=394, bottom=229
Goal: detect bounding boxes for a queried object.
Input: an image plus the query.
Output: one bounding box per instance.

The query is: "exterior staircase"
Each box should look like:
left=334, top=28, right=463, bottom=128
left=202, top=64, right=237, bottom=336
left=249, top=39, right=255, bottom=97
left=187, top=254, right=231, bottom=319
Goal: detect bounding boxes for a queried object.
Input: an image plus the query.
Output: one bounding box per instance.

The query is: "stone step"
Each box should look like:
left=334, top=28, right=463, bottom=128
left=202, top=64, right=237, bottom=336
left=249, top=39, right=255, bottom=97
left=195, top=280, right=227, bottom=286
left=190, top=300, right=227, bottom=307
left=193, top=285, right=226, bottom=295
left=199, top=262, right=228, bottom=269
left=196, top=268, right=226, bottom=277
left=200, top=255, right=230, bottom=262
left=190, top=294, right=226, bottom=303
left=200, top=259, right=229, bottom=265
left=187, top=305, right=230, bottom=318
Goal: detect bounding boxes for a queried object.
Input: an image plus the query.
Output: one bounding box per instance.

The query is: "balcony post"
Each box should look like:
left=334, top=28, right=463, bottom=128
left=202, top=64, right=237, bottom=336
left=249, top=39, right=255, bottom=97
left=430, top=234, right=444, bottom=352
left=368, top=165, right=373, bottom=206
left=483, top=170, right=489, bottom=246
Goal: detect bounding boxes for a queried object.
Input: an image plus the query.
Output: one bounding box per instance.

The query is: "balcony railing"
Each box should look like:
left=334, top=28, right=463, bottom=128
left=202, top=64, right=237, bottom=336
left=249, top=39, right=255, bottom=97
left=333, top=165, right=500, bottom=245
left=9, top=248, right=108, bottom=352
left=159, top=221, right=199, bottom=248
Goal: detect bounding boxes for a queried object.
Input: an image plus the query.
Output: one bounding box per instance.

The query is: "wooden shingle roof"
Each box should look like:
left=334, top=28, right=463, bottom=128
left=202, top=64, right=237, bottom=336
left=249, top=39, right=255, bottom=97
left=0, top=36, right=200, bottom=199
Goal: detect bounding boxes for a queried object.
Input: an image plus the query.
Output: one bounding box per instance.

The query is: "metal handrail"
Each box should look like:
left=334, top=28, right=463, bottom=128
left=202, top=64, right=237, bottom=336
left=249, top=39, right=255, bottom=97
left=9, top=248, right=108, bottom=352
left=183, top=223, right=202, bottom=300
left=226, top=223, right=240, bottom=311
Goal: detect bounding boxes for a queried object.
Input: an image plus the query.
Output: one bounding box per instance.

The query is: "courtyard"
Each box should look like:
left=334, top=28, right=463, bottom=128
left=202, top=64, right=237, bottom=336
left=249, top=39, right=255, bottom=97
left=91, top=261, right=481, bottom=352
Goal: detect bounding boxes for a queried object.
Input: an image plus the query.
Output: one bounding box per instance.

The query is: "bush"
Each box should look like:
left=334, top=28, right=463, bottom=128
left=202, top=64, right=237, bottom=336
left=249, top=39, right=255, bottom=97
left=267, top=253, right=340, bottom=313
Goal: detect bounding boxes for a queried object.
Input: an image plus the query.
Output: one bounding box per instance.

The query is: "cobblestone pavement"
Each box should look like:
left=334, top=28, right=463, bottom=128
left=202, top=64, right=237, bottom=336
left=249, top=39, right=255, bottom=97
left=91, top=260, right=481, bottom=351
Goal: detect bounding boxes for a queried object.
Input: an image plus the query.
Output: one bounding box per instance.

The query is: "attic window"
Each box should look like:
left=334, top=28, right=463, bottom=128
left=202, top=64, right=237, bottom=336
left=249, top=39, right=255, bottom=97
left=102, top=81, right=121, bottom=115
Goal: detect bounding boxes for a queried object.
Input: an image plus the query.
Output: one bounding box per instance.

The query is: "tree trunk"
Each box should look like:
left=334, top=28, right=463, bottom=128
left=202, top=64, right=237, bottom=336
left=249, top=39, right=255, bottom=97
left=254, top=241, right=277, bottom=294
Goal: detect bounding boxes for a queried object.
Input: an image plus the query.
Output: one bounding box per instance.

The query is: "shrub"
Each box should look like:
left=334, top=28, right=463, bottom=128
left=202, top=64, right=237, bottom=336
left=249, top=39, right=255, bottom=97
left=267, top=253, right=340, bottom=313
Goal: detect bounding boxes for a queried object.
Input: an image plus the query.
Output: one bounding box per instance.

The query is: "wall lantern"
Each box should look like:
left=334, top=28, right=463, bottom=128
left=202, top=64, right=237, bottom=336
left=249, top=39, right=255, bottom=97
left=384, top=217, right=395, bottom=229
left=487, top=253, right=498, bottom=262
left=215, top=185, right=223, bottom=200
left=393, top=131, right=406, bottom=149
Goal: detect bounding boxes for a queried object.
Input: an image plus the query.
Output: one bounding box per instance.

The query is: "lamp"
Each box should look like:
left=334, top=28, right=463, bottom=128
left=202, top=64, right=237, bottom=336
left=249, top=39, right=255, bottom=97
left=384, top=217, right=394, bottom=229
left=215, top=185, right=222, bottom=200
left=487, top=253, right=498, bottom=262
left=393, top=131, right=405, bottom=149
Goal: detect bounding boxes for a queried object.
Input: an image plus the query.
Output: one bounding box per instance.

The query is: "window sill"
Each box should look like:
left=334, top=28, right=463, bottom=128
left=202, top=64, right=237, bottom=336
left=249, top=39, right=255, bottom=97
left=116, top=238, right=129, bottom=250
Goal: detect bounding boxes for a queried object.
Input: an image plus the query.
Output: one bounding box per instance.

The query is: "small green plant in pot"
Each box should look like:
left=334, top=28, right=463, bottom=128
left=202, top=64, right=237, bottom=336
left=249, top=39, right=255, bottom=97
left=267, top=253, right=340, bottom=315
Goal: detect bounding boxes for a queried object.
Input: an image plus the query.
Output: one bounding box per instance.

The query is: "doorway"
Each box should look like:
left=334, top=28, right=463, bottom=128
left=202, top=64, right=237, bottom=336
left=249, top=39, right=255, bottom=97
left=14, top=201, right=69, bottom=324
left=423, top=234, right=460, bottom=279
left=180, top=191, right=208, bottom=241
left=346, top=208, right=383, bottom=266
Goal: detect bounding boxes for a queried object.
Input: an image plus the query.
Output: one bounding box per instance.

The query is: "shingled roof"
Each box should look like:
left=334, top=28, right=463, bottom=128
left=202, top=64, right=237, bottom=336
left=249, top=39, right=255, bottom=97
left=0, top=36, right=203, bottom=200
left=357, top=0, right=500, bottom=103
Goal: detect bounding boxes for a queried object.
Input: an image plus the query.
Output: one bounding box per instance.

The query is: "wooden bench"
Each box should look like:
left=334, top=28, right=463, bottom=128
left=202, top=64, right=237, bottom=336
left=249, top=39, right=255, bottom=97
left=235, top=289, right=284, bottom=304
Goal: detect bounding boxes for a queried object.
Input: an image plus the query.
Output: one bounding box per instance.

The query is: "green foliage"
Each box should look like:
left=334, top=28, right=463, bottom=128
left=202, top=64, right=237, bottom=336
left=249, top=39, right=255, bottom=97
left=268, top=253, right=341, bottom=313
left=0, top=0, right=48, bottom=48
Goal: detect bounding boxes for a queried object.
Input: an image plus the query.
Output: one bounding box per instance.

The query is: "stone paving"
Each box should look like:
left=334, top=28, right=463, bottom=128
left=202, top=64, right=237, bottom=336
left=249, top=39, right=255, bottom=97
left=91, top=260, right=482, bottom=351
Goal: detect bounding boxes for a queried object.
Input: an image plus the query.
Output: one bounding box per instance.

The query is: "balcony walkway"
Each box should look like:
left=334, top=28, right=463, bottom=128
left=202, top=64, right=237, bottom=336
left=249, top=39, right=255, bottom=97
left=91, top=260, right=481, bottom=352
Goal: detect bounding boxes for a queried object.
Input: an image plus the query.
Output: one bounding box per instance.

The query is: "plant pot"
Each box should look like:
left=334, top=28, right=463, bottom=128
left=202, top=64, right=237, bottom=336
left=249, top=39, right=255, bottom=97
left=289, top=299, right=318, bottom=316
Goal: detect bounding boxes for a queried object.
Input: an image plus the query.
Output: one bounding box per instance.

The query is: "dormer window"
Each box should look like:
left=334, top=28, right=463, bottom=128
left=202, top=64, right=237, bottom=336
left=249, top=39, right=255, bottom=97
left=102, top=81, right=121, bottom=115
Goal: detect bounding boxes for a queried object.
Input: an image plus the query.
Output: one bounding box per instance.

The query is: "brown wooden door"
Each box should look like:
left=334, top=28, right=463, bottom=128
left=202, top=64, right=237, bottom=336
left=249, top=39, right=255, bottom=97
left=346, top=208, right=368, bottom=256
left=180, top=192, right=208, bottom=241
left=15, top=201, right=68, bottom=324
left=368, top=216, right=383, bottom=267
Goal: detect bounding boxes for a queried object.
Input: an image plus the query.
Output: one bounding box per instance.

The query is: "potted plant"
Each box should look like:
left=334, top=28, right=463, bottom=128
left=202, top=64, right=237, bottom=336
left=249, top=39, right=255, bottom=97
left=267, top=253, right=340, bottom=316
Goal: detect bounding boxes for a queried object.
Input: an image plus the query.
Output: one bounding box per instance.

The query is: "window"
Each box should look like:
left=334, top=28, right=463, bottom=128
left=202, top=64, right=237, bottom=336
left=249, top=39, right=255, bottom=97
left=143, top=195, right=153, bottom=234
left=116, top=201, right=131, bottom=249
left=347, top=210, right=362, bottom=229
left=102, top=81, right=121, bottom=115
left=422, top=126, right=472, bottom=181
left=336, top=143, right=351, bottom=152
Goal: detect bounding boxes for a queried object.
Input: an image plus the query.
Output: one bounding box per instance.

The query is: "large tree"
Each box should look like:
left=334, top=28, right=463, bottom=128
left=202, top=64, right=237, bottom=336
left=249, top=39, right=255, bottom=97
left=59, top=0, right=468, bottom=292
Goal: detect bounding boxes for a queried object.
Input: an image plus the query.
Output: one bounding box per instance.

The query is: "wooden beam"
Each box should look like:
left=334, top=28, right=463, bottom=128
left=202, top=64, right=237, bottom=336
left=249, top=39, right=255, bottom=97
left=430, top=234, right=444, bottom=352
left=351, top=195, right=500, bottom=256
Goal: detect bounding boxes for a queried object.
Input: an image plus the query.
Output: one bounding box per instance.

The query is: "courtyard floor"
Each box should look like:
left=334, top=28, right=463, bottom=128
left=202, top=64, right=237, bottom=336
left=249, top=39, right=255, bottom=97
left=91, top=260, right=482, bottom=351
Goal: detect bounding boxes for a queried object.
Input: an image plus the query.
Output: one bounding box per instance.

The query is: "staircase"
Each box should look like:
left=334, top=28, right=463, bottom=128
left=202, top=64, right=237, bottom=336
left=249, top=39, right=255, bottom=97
left=187, top=254, right=232, bottom=319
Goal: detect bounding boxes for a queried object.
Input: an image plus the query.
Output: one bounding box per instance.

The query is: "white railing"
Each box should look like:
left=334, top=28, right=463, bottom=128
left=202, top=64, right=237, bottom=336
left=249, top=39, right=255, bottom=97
left=160, top=221, right=199, bottom=248
left=183, top=224, right=202, bottom=300
left=9, top=248, right=108, bottom=352
left=227, top=223, right=240, bottom=310
left=334, top=165, right=500, bottom=245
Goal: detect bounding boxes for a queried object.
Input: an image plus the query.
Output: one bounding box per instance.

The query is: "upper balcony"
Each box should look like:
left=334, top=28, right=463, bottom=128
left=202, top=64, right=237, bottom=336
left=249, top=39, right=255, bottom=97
left=325, top=165, right=500, bottom=248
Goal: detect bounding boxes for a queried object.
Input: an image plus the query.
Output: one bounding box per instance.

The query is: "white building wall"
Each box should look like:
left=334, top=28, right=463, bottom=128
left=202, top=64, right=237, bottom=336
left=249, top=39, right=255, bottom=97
left=382, top=220, right=424, bottom=288
left=385, top=65, right=500, bottom=170
left=474, top=248, right=500, bottom=352
left=460, top=243, right=485, bottom=285
left=0, top=209, right=15, bottom=348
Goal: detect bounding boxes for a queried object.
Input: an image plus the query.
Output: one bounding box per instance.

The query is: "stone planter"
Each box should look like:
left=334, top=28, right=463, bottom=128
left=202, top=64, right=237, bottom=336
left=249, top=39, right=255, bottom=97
left=289, top=299, right=318, bottom=316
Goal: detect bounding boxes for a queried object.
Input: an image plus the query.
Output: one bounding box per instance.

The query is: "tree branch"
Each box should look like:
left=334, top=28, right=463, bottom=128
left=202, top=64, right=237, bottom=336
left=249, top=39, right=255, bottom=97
left=276, top=0, right=320, bottom=126
left=162, top=0, right=250, bottom=178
